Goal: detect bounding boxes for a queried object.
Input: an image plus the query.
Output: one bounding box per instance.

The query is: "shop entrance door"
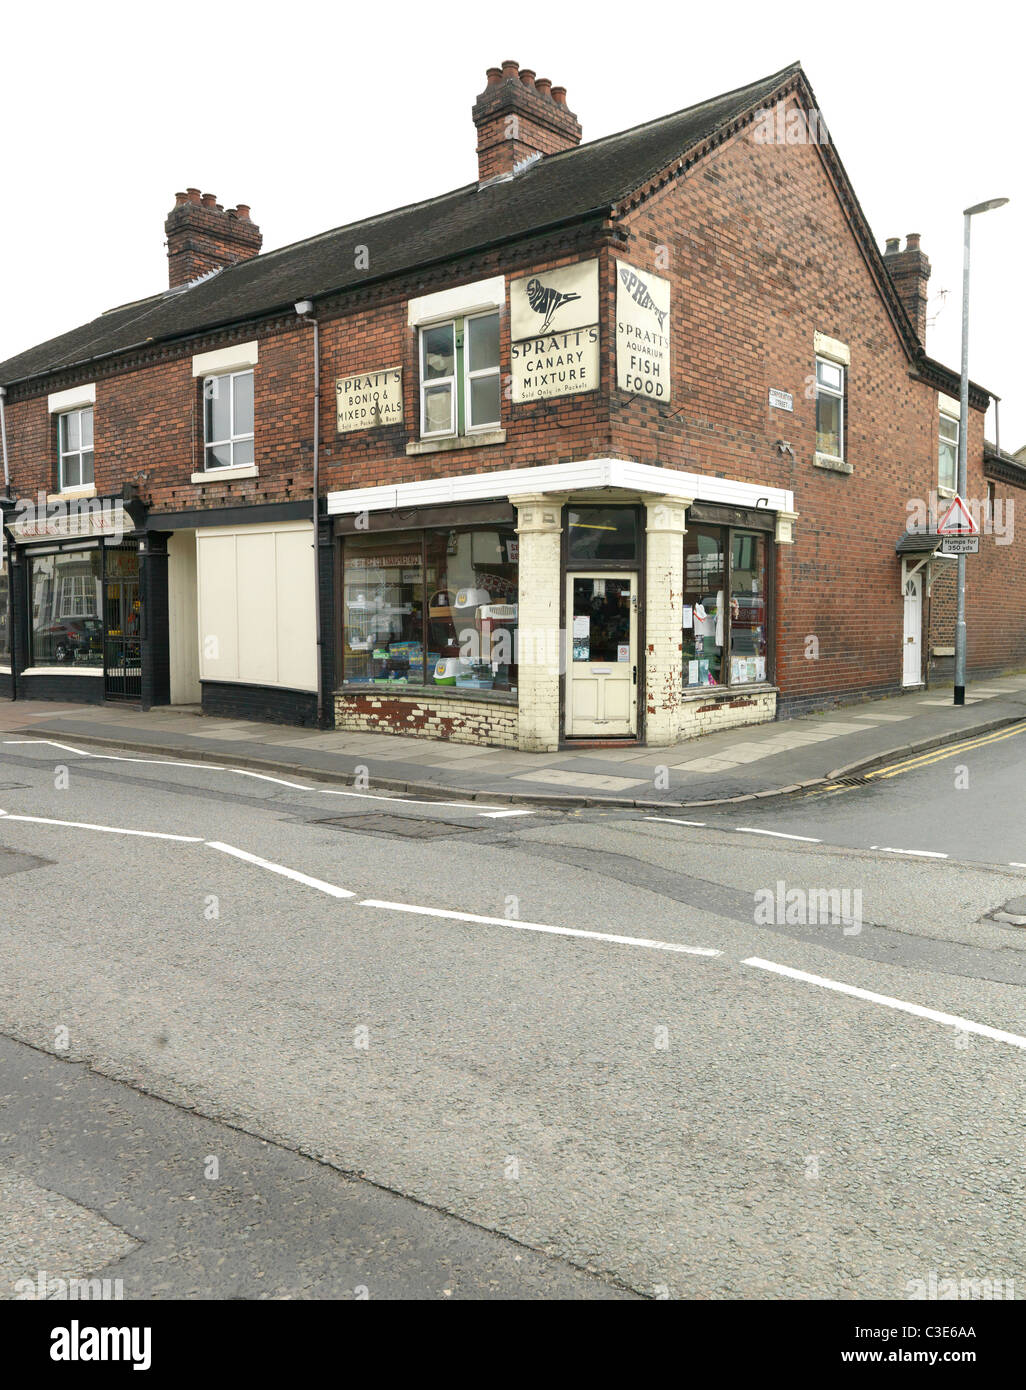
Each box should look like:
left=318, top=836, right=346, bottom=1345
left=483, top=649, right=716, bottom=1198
left=104, top=548, right=142, bottom=701
left=565, top=573, right=637, bottom=737
left=902, top=571, right=923, bottom=687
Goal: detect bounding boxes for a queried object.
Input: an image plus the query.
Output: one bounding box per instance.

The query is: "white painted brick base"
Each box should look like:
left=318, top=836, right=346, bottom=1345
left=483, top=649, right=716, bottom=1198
left=679, top=688, right=777, bottom=738
left=335, top=692, right=519, bottom=749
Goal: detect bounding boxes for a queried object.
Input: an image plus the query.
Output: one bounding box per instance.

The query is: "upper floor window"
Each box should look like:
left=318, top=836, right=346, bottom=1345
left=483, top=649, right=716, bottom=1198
left=815, top=357, right=844, bottom=460
left=203, top=369, right=254, bottom=469
left=938, top=413, right=958, bottom=492
left=419, top=312, right=500, bottom=438
left=58, top=407, right=94, bottom=490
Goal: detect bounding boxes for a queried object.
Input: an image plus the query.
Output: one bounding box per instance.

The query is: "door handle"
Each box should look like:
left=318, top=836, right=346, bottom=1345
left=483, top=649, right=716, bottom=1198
left=632, top=665, right=637, bottom=685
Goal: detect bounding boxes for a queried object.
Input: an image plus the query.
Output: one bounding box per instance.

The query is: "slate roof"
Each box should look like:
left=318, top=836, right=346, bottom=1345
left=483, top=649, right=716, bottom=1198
left=0, top=63, right=802, bottom=387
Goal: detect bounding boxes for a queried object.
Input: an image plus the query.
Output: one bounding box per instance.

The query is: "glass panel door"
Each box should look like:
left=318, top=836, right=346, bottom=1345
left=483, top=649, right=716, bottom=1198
left=566, top=573, right=637, bottom=737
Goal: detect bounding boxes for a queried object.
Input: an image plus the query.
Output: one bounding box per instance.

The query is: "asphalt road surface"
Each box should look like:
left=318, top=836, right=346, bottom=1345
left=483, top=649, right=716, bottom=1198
left=1, top=727, right=1025, bottom=1299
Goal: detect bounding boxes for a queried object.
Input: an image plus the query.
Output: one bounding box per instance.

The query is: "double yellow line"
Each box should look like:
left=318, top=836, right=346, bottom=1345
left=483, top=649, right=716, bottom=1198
left=814, top=720, right=1026, bottom=796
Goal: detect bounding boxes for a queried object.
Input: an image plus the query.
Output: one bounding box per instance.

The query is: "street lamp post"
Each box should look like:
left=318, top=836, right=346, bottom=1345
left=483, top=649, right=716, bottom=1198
left=953, top=196, right=1009, bottom=706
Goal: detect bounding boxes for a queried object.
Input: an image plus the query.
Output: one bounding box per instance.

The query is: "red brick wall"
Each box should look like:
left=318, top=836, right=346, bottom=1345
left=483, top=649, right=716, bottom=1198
left=612, top=93, right=1024, bottom=707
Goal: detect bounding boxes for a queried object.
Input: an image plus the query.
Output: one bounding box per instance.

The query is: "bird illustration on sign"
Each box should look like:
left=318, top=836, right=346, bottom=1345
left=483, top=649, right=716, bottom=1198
left=618, top=266, right=667, bottom=331
left=526, top=277, right=582, bottom=333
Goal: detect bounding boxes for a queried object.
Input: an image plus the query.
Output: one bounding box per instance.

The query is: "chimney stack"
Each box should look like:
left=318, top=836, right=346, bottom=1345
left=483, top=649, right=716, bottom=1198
left=472, top=60, right=582, bottom=182
left=882, top=233, right=932, bottom=345
left=164, top=191, right=263, bottom=288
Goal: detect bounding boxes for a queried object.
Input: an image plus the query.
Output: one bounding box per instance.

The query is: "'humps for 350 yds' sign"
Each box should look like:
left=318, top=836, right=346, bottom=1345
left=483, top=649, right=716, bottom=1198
left=616, top=262, right=671, bottom=401
left=336, top=368, right=403, bottom=432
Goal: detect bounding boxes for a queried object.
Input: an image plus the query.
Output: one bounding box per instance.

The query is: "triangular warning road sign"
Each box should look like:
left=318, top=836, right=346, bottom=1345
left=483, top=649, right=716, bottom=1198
left=937, top=495, right=978, bottom=536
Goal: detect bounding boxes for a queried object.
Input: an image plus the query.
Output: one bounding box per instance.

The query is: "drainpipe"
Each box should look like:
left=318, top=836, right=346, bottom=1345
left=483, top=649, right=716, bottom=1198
left=294, top=300, right=323, bottom=727
left=0, top=385, right=14, bottom=700
left=0, top=385, right=10, bottom=489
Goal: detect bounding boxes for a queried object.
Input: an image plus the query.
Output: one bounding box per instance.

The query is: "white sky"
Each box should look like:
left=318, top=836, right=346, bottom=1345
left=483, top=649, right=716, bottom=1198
left=2, top=0, right=1021, bottom=447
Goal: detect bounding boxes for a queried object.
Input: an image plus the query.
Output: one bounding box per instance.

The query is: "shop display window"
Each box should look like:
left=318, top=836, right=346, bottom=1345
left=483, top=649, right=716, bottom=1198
left=682, top=525, right=725, bottom=687
left=683, top=525, right=769, bottom=688
left=728, top=531, right=768, bottom=685
left=342, top=525, right=518, bottom=693
left=343, top=532, right=425, bottom=686
left=30, top=549, right=104, bottom=666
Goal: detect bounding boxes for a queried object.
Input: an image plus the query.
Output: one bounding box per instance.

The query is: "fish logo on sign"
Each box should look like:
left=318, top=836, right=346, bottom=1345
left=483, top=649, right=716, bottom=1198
left=618, top=266, right=667, bottom=331
left=526, top=278, right=582, bottom=334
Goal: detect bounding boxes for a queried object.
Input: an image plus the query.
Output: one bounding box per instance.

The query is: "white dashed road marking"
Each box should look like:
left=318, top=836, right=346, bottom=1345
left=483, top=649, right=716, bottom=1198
left=205, top=841, right=355, bottom=898
left=646, top=816, right=707, bottom=827
left=0, top=809, right=203, bottom=842
left=3, top=738, right=530, bottom=819
left=743, top=957, right=1026, bottom=1051
left=735, top=827, right=822, bottom=843
left=358, top=899, right=722, bottom=957
left=869, top=846, right=949, bottom=859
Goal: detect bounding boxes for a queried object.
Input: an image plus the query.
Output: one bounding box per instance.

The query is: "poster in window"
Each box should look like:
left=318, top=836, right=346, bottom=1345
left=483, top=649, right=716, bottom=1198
left=616, top=260, right=671, bottom=402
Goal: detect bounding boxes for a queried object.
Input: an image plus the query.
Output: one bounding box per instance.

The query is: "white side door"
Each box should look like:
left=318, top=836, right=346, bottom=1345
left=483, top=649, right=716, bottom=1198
left=902, top=572, right=923, bottom=686
left=565, top=573, right=637, bottom=737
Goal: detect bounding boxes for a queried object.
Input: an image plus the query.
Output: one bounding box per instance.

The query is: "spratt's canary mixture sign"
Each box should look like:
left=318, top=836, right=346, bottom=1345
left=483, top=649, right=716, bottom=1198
left=509, top=260, right=599, bottom=402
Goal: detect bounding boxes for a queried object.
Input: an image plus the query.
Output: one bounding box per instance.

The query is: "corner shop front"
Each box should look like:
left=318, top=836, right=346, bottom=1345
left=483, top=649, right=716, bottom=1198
left=327, top=459, right=797, bottom=752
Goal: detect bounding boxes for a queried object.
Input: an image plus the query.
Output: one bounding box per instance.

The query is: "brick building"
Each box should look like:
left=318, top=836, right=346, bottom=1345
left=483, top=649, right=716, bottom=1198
left=1, top=60, right=1023, bottom=752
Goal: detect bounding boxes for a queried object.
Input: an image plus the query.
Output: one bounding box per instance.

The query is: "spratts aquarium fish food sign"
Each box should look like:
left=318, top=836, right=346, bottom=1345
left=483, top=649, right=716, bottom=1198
left=616, top=261, right=671, bottom=401
left=509, top=260, right=600, bottom=402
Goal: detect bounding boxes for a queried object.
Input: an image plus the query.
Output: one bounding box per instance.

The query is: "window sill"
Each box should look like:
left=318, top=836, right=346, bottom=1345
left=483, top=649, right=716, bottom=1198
left=813, top=453, right=853, bottom=475
left=406, top=430, right=506, bottom=456
left=47, top=486, right=97, bottom=502
left=340, top=681, right=517, bottom=705
left=20, top=665, right=104, bottom=677
left=191, top=465, right=259, bottom=483
left=937, top=486, right=956, bottom=499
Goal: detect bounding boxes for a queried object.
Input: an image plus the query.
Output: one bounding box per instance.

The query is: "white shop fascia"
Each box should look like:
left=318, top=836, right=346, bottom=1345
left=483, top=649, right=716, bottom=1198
left=326, top=458, right=797, bottom=538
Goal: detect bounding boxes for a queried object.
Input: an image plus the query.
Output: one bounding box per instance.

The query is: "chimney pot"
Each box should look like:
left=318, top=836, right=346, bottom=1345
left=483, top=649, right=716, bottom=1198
left=165, top=192, right=261, bottom=288
left=472, top=62, right=581, bottom=182
left=905, top=232, right=921, bottom=251
left=884, top=237, right=900, bottom=255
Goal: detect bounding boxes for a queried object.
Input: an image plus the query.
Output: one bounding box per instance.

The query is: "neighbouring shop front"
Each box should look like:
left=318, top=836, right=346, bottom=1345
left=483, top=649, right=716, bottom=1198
left=327, top=458, right=797, bottom=752
left=1, top=498, right=154, bottom=705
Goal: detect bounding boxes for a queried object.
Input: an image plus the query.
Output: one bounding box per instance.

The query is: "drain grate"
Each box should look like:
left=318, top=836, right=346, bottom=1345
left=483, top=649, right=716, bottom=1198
left=835, top=775, right=873, bottom=787
left=311, top=813, right=478, bottom=839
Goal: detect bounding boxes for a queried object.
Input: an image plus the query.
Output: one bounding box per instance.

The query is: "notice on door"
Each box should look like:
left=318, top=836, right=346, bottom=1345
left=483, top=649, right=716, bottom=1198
left=616, top=261, right=671, bottom=402
left=336, top=368, right=403, bottom=433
